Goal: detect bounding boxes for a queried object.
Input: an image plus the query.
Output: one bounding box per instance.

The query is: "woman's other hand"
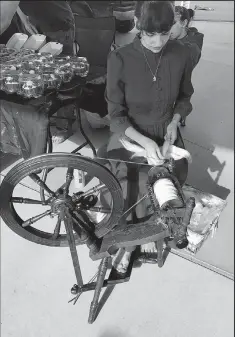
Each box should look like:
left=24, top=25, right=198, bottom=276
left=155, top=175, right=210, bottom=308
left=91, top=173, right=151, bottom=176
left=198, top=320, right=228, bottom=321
left=165, top=121, right=178, bottom=145
left=144, top=138, right=165, bottom=165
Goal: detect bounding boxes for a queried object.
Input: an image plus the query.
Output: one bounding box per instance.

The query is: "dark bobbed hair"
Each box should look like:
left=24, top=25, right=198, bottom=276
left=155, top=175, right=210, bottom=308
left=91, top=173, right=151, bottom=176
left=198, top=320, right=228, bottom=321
left=174, top=6, right=190, bottom=25
left=136, top=1, right=175, bottom=34
left=135, top=1, right=175, bottom=19
left=188, top=8, right=195, bottom=19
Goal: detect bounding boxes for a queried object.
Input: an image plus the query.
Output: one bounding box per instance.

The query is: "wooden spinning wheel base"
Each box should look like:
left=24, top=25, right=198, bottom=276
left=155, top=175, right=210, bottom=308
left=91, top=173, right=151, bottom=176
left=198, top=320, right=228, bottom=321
left=67, top=215, right=173, bottom=324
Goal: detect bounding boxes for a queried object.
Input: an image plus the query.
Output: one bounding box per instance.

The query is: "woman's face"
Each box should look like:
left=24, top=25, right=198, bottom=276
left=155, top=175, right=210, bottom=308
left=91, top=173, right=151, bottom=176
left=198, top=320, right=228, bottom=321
left=170, top=16, right=187, bottom=40
left=141, top=31, right=171, bottom=53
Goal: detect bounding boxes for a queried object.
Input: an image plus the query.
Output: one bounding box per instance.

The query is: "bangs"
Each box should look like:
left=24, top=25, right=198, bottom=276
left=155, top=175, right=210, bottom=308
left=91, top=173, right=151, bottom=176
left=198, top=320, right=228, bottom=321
left=136, top=1, right=175, bottom=34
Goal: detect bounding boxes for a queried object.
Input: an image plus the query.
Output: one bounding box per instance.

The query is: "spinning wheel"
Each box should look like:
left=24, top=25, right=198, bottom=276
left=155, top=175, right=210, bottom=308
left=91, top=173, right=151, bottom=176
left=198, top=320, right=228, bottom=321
left=0, top=153, right=124, bottom=247
left=0, top=153, right=195, bottom=324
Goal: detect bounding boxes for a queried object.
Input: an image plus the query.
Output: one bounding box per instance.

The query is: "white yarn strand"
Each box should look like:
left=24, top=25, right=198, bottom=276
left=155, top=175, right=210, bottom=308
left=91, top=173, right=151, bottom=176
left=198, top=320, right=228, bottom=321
left=153, top=178, right=179, bottom=208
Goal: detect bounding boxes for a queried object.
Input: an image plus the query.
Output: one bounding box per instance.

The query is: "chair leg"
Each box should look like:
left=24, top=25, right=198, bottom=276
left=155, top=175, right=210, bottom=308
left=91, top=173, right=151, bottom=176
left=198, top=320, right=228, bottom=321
left=88, top=257, right=110, bottom=324
left=39, top=126, right=53, bottom=202
left=74, top=105, right=97, bottom=157
left=47, top=125, right=53, bottom=153
left=157, top=239, right=164, bottom=268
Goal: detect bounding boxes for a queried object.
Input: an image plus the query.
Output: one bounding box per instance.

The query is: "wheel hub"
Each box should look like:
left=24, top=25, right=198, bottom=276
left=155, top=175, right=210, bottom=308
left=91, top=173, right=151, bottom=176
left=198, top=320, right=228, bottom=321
left=50, top=195, right=75, bottom=215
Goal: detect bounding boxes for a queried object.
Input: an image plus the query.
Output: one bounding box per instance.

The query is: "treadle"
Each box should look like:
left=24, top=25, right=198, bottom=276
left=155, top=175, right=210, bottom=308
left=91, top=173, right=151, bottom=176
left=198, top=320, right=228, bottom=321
left=137, top=253, right=159, bottom=264
left=90, top=215, right=170, bottom=261
left=107, top=250, right=137, bottom=285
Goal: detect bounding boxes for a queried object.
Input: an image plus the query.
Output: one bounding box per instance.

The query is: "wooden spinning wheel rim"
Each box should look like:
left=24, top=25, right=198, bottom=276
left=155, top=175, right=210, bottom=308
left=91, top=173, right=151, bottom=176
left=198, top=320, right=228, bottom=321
left=0, top=153, right=124, bottom=247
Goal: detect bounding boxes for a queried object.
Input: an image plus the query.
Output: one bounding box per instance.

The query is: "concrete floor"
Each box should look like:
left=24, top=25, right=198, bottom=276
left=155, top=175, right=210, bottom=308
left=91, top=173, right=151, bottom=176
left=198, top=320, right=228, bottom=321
left=176, top=1, right=234, bottom=22
left=1, top=16, right=234, bottom=337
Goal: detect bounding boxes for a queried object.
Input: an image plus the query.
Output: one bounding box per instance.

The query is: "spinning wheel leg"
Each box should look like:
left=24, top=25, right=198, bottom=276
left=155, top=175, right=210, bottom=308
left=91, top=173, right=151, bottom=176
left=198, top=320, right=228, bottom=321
left=88, top=257, right=110, bottom=324
left=157, top=239, right=164, bottom=268
left=63, top=207, right=84, bottom=287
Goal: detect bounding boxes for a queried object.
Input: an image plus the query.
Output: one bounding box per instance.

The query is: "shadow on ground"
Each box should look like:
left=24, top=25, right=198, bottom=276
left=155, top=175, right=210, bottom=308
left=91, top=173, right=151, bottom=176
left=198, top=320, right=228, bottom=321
left=97, top=327, right=132, bottom=337
left=184, top=141, right=230, bottom=200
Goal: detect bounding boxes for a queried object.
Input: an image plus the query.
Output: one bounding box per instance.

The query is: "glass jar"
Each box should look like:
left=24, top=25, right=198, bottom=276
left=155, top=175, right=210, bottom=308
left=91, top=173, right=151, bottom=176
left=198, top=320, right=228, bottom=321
left=3, top=70, right=21, bottom=94
left=55, top=64, right=73, bottom=83
left=0, top=73, right=5, bottom=91
left=71, top=56, right=87, bottom=63
left=33, top=54, right=54, bottom=65
left=42, top=71, right=62, bottom=90
left=21, top=60, right=43, bottom=74
left=71, top=57, right=89, bottom=77
left=22, top=60, right=36, bottom=71
left=19, top=74, right=44, bottom=98
left=39, top=52, right=54, bottom=61
left=19, top=48, right=35, bottom=55
left=14, top=60, right=24, bottom=70
left=0, top=44, right=6, bottom=50
left=22, top=53, right=38, bottom=61
left=0, top=64, right=17, bottom=71
left=4, top=48, right=16, bottom=56
left=40, top=63, right=57, bottom=73
left=54, top=56, right=71, bottom=67
left=33, top=57, right=47, bottom=65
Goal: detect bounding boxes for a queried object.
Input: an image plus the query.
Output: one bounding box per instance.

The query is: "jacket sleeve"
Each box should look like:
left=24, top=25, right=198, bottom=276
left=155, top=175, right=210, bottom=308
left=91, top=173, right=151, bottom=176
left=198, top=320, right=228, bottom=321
left=188, top=29, right=204, bottom=50
left=187, top=42, right=202, bottom=68
left=105, top=50, right=132, bottom=134
left=173, top=50, right=194, bottom=119
left=195, top=32, right=204, bottom=51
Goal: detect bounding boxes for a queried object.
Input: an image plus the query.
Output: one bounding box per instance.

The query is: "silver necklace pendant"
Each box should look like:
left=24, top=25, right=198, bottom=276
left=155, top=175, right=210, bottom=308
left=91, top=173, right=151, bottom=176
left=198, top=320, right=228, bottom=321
left=141, top=41, right=165, bottom=83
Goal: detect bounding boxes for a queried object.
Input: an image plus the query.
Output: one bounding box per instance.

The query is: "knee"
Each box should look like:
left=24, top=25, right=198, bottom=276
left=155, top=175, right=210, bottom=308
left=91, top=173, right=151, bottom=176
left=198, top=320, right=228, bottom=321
left=97, top=144, right=108, bottom=159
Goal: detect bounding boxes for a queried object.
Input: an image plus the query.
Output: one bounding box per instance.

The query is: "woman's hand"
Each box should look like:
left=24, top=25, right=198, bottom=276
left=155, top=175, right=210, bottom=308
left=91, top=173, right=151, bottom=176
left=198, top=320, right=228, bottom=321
left=144, top=138, right=165, bottom=165
left=165, top=121, right=178, bottom=145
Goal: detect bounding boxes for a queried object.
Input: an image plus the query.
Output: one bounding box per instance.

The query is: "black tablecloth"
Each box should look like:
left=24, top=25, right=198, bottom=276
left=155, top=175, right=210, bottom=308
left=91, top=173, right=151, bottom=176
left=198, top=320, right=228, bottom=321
left=0, top=66, right=108, bottom=158
left=0, top=76, right=86, bottom=158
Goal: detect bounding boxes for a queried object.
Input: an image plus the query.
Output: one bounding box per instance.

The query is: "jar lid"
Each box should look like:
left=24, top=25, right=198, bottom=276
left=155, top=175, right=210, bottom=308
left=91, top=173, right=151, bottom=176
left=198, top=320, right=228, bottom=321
left=0, top=64, right=17, bottom=71
left=19, top=73, right=42, bottom=80
left=3, top=70, right=22, bottom=76
left=55, top=56, right=71, bottom=61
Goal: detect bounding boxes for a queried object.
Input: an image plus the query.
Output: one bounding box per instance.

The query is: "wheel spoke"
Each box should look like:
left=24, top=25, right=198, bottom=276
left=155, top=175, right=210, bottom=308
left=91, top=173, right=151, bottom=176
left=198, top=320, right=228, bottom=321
left=22, top=210, right=52, bottom=227
left=11, top=197, right=48, bottom=205
left=81, top=183, right=107, bottom=197
left=81, top=177, right=127, bottom=198
left=52, top=216, right=62, bottom=239
left=64, top=168, right=74, bottom=197
left=86, top=206, right=111, bottom=214
left=40, top=168, right=49, bottom=203
left=71, top=211, right=93, bottom=234
left=46, top=174, right=127, bottom=204
left=29, top=173, right=56, bottom=198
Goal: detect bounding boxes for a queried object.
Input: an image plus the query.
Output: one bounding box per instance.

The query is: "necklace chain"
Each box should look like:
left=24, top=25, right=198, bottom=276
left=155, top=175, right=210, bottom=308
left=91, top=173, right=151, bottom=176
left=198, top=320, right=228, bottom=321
left=141, top=42, right=165, bottom=82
